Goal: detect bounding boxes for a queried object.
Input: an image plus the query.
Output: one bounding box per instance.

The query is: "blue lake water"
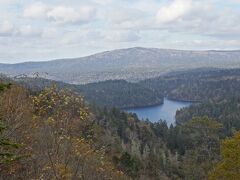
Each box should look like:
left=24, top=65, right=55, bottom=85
left=126, top=98, right=192, bottom=125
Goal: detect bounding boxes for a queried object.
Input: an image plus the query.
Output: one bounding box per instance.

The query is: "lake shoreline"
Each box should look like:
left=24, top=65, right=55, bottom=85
left=122, top=97, right=196, bottom=110
left=125, top=98, right=193, bottom=125
left=121, top=101, right=164, bottom=110
left=166, top=97, right=201, bottom=103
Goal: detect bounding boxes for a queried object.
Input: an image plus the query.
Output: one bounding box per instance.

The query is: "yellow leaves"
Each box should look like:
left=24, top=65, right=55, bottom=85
left=42, top=165, right=51, bottom=171
left=42, top=163, right=73, bottom=180
left=70, top=136, right=127, bottom=178
left=209, top=131, right=240, bottom=180
left=72, top=137, right=92, bottom=157
left=26, top=85, right=129, bottom=179
left=32, top=85, right=89, bottom=122
left=32, top=115, right=38, bottom=120
left=79, top=109, right=89, bottom=121
left=0, top=84, right=129, bottom=180
left=46, top=117, right=55, bottom=125
left=55, top=163, right=73, bottom=179
left=32, top=96, right=40, bottom=105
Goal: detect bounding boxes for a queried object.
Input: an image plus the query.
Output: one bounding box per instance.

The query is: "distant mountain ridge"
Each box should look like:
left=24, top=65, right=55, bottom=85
left=1, top=47, right=240, bottom=84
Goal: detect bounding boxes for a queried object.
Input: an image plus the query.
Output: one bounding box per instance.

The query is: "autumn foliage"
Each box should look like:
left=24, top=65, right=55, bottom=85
left=1, top=82, right=240, bottom=179
left=0, top=84, right=127, bottom=179
left=209, top=131, right=240, bottom=180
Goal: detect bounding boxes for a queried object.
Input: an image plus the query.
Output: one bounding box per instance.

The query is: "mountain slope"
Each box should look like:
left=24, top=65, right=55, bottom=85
left=1, top=47, right=240, bottom=84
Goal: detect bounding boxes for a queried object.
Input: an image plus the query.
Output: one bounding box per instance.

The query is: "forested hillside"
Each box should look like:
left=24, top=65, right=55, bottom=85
left=141, top=68, right=240, bottom=102
left=1, top=0, right=240, bottom=178
left=176, top=97, right=240, bottom=135
left=15, top=78, right=164, bottom=108
left=15, top=68, right=240, bottom=109
left=77, top=80, right=163, bottom=108
left=1, top=48, right=240, bottom=84
left=77, top=68, right=240, bottom=108
left=1, top=76, right=240, bottom=179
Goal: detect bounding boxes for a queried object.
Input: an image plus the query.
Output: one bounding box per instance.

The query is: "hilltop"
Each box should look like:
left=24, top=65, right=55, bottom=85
left=1, top=47, right=240, bottom=84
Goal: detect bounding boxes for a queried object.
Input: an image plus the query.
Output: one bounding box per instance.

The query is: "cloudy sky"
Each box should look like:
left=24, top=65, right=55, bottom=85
left=0, top=0, right=240, bottom=63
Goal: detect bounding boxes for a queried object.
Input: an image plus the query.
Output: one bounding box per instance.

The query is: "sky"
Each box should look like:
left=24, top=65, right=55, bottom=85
left=0, top=0, right=240, bottom=63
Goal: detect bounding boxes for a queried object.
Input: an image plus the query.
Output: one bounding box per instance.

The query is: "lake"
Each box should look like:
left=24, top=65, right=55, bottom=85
left=126, top=98, right=192, bottom=125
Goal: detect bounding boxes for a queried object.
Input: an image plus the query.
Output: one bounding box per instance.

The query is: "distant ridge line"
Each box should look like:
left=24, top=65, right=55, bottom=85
left=1, top=47, right=240, bottom=65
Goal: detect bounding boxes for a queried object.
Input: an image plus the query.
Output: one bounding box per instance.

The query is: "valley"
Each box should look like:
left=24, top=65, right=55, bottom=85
left=1, top=0, right=240, bottom=178
left=1, top=50, right=240, bottom=180
left=1, top=65, right=240, bottom=179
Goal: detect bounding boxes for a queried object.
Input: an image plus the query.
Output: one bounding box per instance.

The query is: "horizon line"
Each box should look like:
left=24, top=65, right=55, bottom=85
left=1, top=46, right=240, bottom=65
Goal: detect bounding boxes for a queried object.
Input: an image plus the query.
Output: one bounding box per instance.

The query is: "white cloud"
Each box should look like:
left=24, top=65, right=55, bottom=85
left=0, top=20, right=14, bottom=36
left=103, top=5, right=155, bottom=31
left=41, top=27, right=59, bottom=39
left=23, top=2, right=96, bottom=25
left=106, top=30, right=141, bottom=42
left=0, top=0, right=18, bottom=5
left=47, top=6, right=96, bottom=24
left=0, top=0, right=240, bottom=62
left=18, top=25, right=41, bottom=37
left=107, top=8, right=142, bottom=24
left=93, top=0, right=113, bottom=5
left=156, top=0, right=192, bottom=24
left=23, top=2, right=48, bottom=19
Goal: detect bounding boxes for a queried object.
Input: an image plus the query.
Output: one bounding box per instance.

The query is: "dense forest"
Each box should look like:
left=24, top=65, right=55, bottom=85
left=15, top=68, right=240, bottom=109
left=176, top=97, right=240, bottom=136
left=77, top=80, right=163, bottom=108
left=144, top=68, right=240, bottom=102
left=77, top=68, right=240, bottom=108
left=1, top=73, right=240, bottom=179
left=15, top=78, right=163, bottom=108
